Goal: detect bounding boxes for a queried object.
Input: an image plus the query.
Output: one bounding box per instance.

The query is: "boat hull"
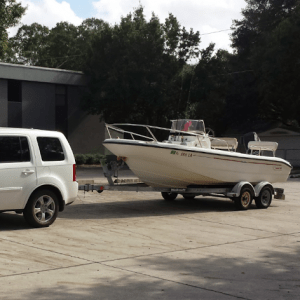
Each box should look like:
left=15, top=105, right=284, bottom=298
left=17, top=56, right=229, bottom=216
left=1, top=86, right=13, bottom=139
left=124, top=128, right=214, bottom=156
left=103, top=140, right=292, bottom=188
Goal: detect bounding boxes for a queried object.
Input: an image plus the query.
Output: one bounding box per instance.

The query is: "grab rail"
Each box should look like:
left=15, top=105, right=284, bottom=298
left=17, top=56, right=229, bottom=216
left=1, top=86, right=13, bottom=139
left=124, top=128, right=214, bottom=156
left=106, top=123, right=206, bottom=141
left=106, top=123, right=235, bottom=152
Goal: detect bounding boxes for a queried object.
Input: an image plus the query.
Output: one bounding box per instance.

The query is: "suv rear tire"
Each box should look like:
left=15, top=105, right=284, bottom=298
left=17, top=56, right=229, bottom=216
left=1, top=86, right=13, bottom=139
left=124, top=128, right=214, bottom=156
left=23, top=189, right=59, bottom=228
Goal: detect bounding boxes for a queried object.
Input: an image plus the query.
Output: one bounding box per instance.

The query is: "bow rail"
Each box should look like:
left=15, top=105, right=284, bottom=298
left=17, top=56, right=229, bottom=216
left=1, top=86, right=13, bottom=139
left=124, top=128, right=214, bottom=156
left=105, top=123, right=236, bottom=151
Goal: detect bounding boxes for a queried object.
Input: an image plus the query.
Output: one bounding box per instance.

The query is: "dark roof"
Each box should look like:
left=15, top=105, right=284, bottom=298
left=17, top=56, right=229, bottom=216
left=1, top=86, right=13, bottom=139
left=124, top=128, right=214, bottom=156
left=0, top=62, right=86, bottom=86
left=225, top=120, right=300, bottom=136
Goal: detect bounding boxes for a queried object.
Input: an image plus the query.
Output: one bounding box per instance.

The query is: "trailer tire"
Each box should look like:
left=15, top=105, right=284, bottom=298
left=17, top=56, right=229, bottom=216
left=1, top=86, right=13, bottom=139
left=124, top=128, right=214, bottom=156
left=161, top=192, right=177, bottom=201
left=234, top=186, right=253, bottom=210
left=255, top=186, right=272, bottom=209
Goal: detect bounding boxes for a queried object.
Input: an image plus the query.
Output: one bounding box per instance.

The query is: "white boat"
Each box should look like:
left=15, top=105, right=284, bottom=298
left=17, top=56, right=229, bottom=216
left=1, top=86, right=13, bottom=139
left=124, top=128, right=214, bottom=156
left=103, top=120, right=292, bottom=188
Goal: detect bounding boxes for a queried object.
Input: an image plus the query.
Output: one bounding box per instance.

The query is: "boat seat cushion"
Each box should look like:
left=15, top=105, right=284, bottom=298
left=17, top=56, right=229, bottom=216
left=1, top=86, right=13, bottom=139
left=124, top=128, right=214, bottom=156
left=248, top=141, right=278, bottom=152
left=211, top=138, right=238, bottom=150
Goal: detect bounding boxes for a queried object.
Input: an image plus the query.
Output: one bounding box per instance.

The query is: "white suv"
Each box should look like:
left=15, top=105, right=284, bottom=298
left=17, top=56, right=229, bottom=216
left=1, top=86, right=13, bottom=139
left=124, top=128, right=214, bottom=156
left=0, top=128, right=78, bottom=227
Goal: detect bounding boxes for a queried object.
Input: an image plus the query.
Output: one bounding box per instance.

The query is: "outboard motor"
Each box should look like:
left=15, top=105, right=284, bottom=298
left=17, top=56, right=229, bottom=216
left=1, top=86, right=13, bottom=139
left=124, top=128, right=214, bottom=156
left=241, top=132, right=260, bottom=153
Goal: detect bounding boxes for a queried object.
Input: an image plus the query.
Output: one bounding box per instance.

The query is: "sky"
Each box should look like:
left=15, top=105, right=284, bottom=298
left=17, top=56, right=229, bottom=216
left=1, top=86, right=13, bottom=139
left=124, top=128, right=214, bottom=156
left=10, top=0, right=248, bottom=52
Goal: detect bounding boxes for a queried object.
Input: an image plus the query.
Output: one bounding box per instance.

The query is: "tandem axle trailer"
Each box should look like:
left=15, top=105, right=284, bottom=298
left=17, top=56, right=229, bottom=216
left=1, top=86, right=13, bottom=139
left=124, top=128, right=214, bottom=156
left=78, top=160, right=285, bottom=210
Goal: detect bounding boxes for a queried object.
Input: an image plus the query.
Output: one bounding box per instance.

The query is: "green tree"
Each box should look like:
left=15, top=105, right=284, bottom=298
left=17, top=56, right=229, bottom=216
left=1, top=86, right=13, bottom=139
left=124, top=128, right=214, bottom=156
left=75, top=18, right=109, bottom=70
left=163, top=13, right=200, bottom=62
left=5, top=18, right=108, bottom=70
left=230, top=0, right=300, bottom=127
left=231, top=0, right=298, bottom=60
left=82, top=6, right=200, bottom=126
left=42, top=22, right=80, bottom=69
left=185, top=45, right=234, bottom=134
left=0, top=0, right=26, bottom=59
left=253, top=3, right=300, bottom=123
left=44, top=19, right=108, bottom=70
left=6, top=23, right=49, bottom=65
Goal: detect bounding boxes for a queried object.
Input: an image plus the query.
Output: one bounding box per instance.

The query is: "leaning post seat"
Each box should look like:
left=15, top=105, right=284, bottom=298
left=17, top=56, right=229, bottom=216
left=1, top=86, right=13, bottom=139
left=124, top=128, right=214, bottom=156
left=248, top=141, right=278, bottom=156
left=210, top=138, right=238, bottom=151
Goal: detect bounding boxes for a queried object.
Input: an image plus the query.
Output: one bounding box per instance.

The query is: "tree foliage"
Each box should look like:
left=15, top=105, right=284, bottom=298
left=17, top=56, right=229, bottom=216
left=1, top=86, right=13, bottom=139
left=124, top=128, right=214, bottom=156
left=183, top=45, right=235, bottom=132
left=3, top=2, right=300, bottom=133
left=6, top=23, right=49, bottom=65
left=82, top=6, right=200, bottom=125
left=231, top=0, right=300, bottom=126
left=253, top=3, right=300, bottom=123
left=6, top=18, right=108, bottom=70
left=163, top=13, right=200, bottom=62
left=231, top=0, right=298, bottom=59
left=0, top=0, right=26, bottom=59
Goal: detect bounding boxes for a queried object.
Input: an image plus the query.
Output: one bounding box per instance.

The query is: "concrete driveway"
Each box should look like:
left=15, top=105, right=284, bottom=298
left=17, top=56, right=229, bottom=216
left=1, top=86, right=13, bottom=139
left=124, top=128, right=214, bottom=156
left=0, top=169, right=300, bottom=300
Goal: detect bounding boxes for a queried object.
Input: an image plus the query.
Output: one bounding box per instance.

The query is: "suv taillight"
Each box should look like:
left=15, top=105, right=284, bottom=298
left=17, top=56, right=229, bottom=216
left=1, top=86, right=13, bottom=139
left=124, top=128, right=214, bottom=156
left=73, top=164, right=76, bottom=181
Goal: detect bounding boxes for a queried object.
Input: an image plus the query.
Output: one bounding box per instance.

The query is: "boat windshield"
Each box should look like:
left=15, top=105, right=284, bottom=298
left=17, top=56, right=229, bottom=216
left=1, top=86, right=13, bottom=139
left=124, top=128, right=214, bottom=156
left=171, top=119, right=205, bottom=134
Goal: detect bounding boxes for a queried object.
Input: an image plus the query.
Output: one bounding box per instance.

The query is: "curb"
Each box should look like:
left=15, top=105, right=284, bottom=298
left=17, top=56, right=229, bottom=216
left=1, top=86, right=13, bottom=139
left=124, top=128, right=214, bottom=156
left=76, top=164, right=102, bottom=168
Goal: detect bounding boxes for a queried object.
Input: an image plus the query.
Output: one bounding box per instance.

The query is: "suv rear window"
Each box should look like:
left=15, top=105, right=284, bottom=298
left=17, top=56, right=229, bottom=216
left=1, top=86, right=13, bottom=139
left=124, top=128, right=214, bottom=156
left=0, top=136, right=31, bottom=163
left=37, top=137, right=65, bottom=161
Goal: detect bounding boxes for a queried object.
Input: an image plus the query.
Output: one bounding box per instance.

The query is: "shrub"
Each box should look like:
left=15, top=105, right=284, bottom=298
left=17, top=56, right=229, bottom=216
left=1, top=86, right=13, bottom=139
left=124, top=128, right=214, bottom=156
left=75, top=154, right=85, bottom=165
left=75, top=153, right=106, bottom=165
left=85, top=154, right=96, bottom=164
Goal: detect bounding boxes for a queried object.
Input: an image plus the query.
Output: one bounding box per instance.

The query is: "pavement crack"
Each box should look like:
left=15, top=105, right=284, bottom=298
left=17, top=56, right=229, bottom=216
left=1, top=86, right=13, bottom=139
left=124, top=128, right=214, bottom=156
left=178, top=215, right=296, bottom=235
left=1, top=231, right=299, bottom=282
left=98, top=231, right=300, bottom=264
left=109, top=227, right=182, bottom=248
left=0, top=262, right=95, bottom=278
left=0, top=237, right=94, bottom=263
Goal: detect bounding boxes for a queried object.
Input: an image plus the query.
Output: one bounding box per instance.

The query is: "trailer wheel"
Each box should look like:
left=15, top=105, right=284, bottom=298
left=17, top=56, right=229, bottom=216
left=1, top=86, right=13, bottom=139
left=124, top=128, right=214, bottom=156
left=255, top=186, right=272, bottom=209
left=183, top=195, right=195, bottom=200
left=234, top=186, right=253, bottom=210
left=161, top=192, right=178, bottom=201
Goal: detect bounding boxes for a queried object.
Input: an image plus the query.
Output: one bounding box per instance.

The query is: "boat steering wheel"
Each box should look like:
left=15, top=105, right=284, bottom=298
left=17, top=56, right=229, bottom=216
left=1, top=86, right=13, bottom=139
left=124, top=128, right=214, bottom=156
left=206, top=128, right=215, bottom=137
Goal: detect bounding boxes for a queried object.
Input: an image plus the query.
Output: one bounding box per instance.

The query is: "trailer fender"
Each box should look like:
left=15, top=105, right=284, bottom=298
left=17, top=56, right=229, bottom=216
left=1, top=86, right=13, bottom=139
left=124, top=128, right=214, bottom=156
left=254, top=182, right=274, bottom=198
left=227, top=181, right=255, bottom=198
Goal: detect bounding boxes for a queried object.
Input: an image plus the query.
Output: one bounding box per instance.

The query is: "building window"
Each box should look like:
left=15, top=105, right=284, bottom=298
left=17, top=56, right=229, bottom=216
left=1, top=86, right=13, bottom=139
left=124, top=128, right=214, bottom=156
left=55, top=85, right=68, bottom=137
left=7, top=80, right=22, bottom=127
left=8, top=80, right=22, bottom=102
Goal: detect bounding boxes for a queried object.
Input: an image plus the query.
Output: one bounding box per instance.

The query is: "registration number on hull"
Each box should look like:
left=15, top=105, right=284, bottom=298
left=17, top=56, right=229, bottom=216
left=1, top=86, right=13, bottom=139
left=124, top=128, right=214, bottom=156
left=170, top=150, right=192, bottom=157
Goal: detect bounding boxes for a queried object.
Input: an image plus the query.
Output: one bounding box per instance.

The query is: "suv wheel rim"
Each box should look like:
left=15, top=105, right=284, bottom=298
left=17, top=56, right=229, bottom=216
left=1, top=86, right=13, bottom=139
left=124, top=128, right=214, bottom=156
left=34, top=195, right=55, bottom=224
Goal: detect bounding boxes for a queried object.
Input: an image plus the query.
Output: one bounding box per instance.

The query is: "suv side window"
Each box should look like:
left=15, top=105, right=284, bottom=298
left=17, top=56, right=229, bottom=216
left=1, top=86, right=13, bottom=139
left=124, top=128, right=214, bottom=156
left=0, top=136, right=31, bottom=163
left=20, top=137, right=31, bottom=161
left=37, top=137, right=65, bottom=161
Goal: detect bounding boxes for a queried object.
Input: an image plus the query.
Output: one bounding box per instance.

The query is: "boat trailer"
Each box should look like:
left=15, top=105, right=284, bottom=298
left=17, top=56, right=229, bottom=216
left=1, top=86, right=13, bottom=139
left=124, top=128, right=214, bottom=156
left=78, top=160, right=285, bottom=210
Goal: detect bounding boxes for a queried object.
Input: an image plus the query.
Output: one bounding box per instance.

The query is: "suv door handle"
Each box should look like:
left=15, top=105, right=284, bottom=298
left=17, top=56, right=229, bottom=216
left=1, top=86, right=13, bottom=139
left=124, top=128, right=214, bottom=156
left=22, top=169, right=35, bottom=175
